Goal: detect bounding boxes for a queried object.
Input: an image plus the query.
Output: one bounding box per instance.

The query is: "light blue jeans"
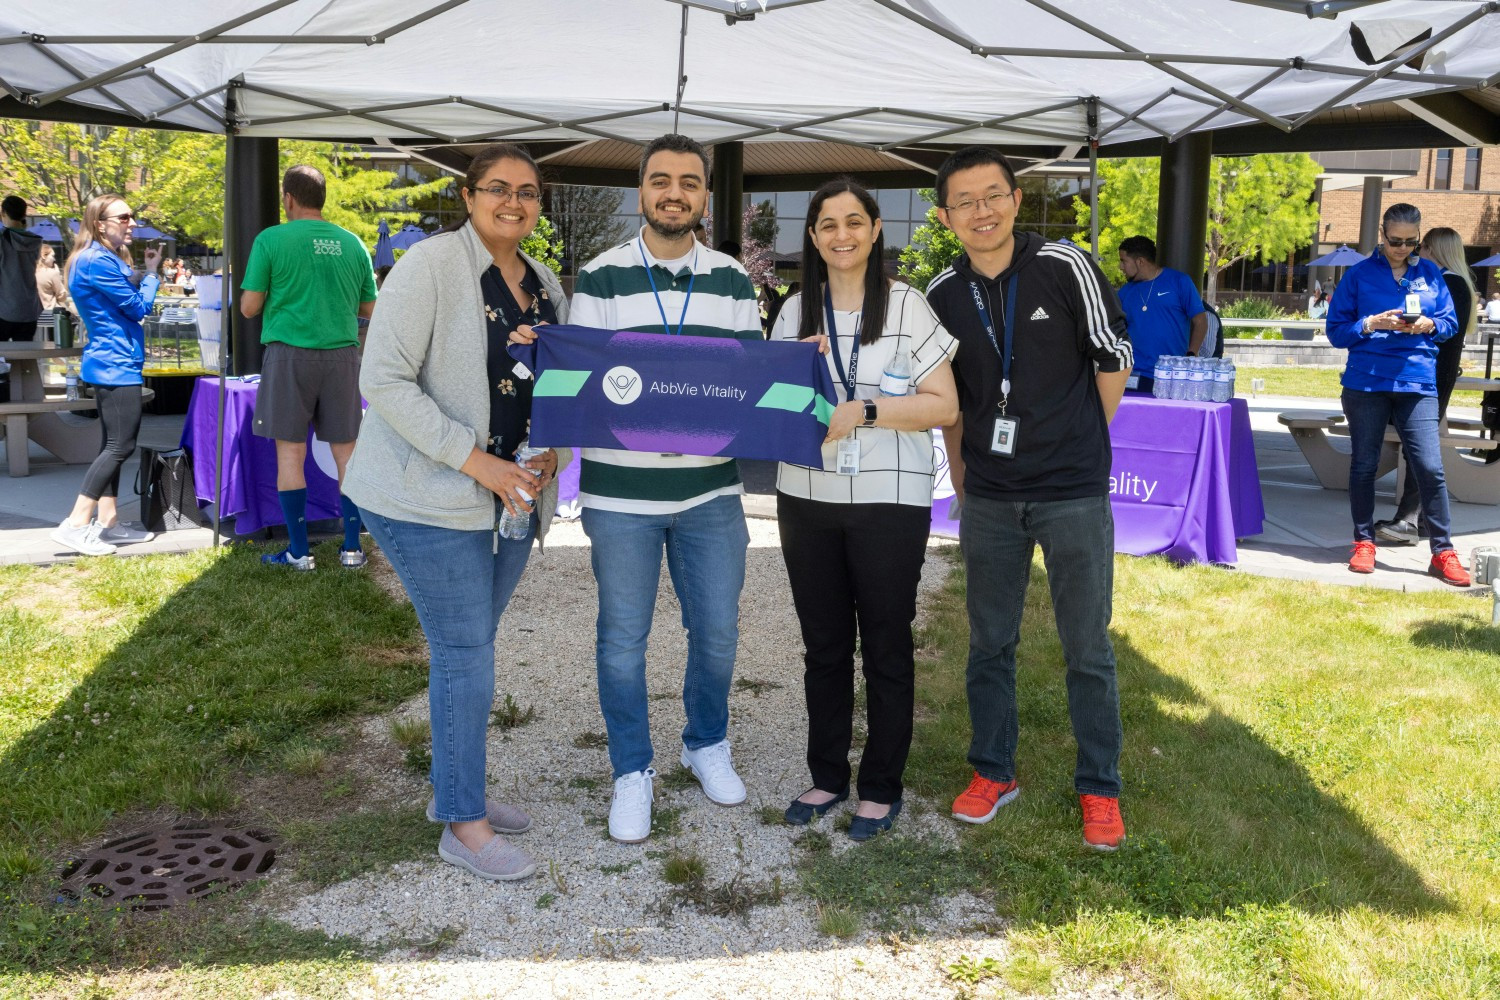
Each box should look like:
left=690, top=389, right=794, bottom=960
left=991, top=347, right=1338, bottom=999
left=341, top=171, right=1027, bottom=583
left=581, top=495, right=749, bottom=778
left=362, top=508, right=535, bottom=823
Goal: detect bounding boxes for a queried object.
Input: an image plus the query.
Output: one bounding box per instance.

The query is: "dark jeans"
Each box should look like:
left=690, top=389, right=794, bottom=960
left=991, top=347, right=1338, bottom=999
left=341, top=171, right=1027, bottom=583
left=776, top=492, right=929, bottom=805
left=959, top=493, right=1122, bottom=798
left=80, top=383, right=142, bottom=501
left=1393, top=337, right=1463, bottom=522
left=1341, top=389, right=1452, bottom=552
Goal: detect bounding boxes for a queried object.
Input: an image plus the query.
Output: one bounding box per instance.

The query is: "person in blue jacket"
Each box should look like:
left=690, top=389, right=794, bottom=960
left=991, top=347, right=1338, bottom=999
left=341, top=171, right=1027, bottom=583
left=1325, top=202, right=1469, bottom=586
left=49, top=193, right=162, bottom=557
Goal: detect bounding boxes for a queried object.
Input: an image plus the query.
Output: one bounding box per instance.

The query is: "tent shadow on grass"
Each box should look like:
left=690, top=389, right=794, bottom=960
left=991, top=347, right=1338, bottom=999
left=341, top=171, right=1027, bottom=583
left=901, top=560, right=1449, bottom=926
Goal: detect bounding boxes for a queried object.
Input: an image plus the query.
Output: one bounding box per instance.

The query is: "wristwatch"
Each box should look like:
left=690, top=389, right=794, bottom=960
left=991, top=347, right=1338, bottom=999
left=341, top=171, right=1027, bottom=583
left=861, top=400, right=878, bottom=426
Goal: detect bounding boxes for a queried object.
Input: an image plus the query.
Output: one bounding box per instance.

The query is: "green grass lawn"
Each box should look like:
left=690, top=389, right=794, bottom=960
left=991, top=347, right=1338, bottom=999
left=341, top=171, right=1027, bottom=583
left=801, top=552, right=1500, bottom=998
left=3, top=544, right=1498, bottom=998
left=1237, top=365, right=1488, bottom=409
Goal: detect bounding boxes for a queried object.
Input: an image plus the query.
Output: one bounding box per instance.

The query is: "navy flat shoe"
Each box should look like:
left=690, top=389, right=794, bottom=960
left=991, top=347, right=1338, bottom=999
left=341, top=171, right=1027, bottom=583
left=848, top=799, right=903, bottom=842
left=784, top=788, right=849, bottom=826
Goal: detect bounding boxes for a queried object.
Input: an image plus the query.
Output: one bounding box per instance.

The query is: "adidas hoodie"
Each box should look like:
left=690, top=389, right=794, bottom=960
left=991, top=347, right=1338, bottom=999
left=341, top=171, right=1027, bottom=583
left=925, top=232, right=1132, bottom=502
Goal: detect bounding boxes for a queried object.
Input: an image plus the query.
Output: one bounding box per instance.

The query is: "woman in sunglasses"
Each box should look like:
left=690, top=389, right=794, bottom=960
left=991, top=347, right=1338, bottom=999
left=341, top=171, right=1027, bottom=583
left=49, top=193, right=162, bottom=557
left=1326, top=202, right=1468, bottom=585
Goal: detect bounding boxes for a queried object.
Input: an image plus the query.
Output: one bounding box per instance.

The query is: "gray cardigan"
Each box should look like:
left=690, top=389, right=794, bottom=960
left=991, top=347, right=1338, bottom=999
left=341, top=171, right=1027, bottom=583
left=344, top=222, right=571, bottom=539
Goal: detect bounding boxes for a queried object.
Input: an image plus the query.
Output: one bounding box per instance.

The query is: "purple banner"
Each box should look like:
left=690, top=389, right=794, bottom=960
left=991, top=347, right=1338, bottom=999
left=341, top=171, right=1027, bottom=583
left=511, top=325, right=837, bottom=466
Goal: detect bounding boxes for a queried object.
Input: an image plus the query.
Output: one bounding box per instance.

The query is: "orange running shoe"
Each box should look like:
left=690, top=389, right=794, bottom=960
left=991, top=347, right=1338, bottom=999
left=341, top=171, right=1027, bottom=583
left=1429, top=549, right=1472, bottom=587
left=1348, top=540, right=1376, bottom=574
left=951, top=772, right=1019, bottom=825
left=1080, top=794, right=1125, bottom=851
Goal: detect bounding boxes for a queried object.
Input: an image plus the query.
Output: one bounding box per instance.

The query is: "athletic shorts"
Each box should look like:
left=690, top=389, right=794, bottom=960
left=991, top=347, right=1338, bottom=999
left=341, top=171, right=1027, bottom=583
left=252, top=342, right=362, bottom=443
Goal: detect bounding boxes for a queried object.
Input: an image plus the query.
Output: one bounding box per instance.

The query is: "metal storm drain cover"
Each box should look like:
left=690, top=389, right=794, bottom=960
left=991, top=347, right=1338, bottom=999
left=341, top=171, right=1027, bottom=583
left=58, top=824, right=279, bottom=911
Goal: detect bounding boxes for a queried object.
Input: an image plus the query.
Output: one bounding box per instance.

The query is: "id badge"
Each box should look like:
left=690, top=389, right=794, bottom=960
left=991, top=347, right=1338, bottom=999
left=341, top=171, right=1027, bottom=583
left=836, top=437, right=861, bottom=476
left=1125, top=373, right=1140, bottom=391
left=990, top=414, right=1020, bottom=458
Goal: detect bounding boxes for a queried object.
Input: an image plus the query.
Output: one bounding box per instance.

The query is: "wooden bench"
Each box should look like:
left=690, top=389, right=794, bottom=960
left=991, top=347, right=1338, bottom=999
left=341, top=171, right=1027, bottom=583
left=1277, top=410, right=1398, bottom=489
left=1, top=389, right=154, bottom=477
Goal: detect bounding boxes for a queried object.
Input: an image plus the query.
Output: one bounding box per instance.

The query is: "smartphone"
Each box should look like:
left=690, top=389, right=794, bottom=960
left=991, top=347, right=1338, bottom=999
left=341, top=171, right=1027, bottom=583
left=1401, top=292, right=1422, bottom=322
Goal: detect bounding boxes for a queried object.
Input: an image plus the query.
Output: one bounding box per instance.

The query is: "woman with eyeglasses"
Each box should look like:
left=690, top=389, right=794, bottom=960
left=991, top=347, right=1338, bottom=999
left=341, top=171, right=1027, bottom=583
left=48, top=193, right=162, bottom=557
left=1326, top=202, right=1468, bottom=585
left=344, top=142, right=569, bottom=882
left=773, top=179, right=958, bottom=841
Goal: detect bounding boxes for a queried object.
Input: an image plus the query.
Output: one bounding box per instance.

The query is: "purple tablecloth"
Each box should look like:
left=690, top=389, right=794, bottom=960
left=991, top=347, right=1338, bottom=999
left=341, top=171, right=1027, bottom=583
left=931, top=396, right=1263, bottom=565
left=180, top=376, right=346, bottom=535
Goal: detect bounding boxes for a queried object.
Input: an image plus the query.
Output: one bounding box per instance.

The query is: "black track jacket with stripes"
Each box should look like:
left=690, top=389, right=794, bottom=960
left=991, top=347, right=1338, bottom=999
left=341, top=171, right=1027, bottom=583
left=925, top=232, right=1133, bottom=502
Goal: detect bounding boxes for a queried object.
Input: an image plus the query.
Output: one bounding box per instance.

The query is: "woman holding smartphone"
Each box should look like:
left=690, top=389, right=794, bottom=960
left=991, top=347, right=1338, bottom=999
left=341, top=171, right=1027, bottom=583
left=1325, top=203, right=1467, bottom=585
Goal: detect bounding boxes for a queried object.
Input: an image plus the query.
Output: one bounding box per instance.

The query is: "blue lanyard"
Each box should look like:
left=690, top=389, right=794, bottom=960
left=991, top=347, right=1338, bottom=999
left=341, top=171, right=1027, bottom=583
left=638, top=238, right=697, bottom=337
left=822, top=285, right=863, bottom=402
left=969, top=274, right=1019, bottom=413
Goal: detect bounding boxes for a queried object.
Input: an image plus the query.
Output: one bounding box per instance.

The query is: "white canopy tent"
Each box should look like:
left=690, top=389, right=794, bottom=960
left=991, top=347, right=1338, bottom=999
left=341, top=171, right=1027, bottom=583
left=2, top=0, right=1497, bottom=154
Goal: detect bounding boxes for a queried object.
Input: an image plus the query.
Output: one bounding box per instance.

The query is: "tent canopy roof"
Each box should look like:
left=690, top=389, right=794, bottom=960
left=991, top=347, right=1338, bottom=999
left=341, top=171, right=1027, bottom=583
left=2, top=0, right=1497, bottom=157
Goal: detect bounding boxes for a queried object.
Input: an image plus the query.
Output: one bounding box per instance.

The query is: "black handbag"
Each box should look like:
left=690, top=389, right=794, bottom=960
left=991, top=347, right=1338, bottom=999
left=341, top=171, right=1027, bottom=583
left=135, top=447, right=207, bottom=531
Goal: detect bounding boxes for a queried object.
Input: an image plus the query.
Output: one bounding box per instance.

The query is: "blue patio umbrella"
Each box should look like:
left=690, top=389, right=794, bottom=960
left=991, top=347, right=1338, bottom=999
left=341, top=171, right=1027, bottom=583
left=390, top=224, right=428, bottom=250
left=29, top=218, right=65, bottom=241
left=132, top=223, right=169, bottom=240
left=1309, top=245, right=1368, bottom=267
left=373, top=219, right=396, bottom=269
left=1474, top=252, right=1500, bottom=268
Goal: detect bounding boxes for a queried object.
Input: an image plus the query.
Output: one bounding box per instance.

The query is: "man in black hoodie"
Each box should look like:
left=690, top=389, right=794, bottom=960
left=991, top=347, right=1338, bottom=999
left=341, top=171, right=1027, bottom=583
left=0, top=195, right=43, bottom=341
left=924, top=147, right=1132, bottom=852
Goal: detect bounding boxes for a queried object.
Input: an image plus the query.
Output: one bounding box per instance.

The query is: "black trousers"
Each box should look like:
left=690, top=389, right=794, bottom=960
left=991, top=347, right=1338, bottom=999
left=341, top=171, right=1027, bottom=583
left=776, top=491, right=930, bottom=804
left=80, top=384, right=143, bottom=501
left=1393, top=334, right=1465, bottom=522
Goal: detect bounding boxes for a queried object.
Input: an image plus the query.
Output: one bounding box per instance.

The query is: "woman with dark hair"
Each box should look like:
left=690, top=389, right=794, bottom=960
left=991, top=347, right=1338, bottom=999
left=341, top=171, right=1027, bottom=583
left=772, top=179, right=958, bottom=840
left=49, top=192, right=162, bottom=556
left=1326, top=203, right=1469, bottom=585
left=343, top=142, right=570, bottom=881
left=1374, top=226, right=1481, bottom=542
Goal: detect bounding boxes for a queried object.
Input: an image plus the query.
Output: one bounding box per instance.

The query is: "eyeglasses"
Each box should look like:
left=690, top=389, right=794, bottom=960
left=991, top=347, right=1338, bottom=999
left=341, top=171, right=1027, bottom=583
left=471, top=185, right=540, bottom=205
left=1384, top=237, right=1420, bottom=248
left=104, top=212, right=135, bottom=223
left=942, top=190, right=1014, bottom=216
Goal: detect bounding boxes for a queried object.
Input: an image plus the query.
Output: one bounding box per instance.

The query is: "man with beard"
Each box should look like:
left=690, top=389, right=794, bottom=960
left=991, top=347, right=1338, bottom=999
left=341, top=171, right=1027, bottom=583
left=568, top=134, right=762, bottom=844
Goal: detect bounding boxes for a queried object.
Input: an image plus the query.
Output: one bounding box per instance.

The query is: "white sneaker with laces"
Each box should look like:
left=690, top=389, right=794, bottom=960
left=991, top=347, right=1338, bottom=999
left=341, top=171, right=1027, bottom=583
left=51, top=519, right=117, bottom=557
left=681, top=739, right=747, bottom=806
left=608, top=768, right=656, bottom=844
left=97, top=522, right=156, bottom=545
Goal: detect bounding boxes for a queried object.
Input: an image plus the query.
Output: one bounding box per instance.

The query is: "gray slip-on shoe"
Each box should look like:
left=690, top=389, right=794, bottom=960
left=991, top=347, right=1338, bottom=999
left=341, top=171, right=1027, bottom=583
left=437, top=826, right=537, bottom=882
left=426, top=796, right=532, bottom=834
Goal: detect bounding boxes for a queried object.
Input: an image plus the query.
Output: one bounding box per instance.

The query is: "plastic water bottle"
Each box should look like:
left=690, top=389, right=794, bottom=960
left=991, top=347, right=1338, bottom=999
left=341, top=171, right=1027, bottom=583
left=1170, top=357, right=1190, bottom=400
left=1189, top=358, right=1209, bottom=401
left=498, top=439, right=546, bottom=540
left=64, top=362, right=79, bottom=401
left=1216, top=359, right=1236, bottom=402
left=1152, top=357, right=1170, bottom=398
left=879, top=350, right=911, bottom=396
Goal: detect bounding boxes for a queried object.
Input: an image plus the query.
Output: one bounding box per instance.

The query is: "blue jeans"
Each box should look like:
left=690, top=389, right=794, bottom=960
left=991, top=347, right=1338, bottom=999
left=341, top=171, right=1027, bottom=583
left=582, top=495, right=749, bottom=778
left=1341, top=389, right=1452, bottom=552
left=362, top=509, right=535, bottom=823
left=959, top=493, right=1122, bottom=797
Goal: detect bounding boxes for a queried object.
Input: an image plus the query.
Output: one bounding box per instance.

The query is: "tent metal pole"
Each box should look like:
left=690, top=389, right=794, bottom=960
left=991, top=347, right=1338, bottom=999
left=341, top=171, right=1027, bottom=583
left=673, top=5, right=689, bottom=134
left=1096, top=94, right=1175, bottom=140
left=1086, top=98, right=1100, bottom=260
left=1170, top=66, right=1291, bottom=141
left=213, top=87, right=238, bottom=551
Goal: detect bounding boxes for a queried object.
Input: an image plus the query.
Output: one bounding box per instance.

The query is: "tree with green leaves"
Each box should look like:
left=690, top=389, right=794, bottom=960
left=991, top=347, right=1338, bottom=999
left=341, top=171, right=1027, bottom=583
left=897, top=188, right=965, bottom=292
left=1073, top=153, right=1320, bottom=301
left=747, top=199, right=778, bottom=250
left=0, top=121, right=171, bottom=255
left=549, top=184, right=629, bottom=272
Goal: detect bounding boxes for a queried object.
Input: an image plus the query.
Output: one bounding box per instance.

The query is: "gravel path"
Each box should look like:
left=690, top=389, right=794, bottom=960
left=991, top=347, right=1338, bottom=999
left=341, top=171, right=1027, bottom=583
left=272, top=516, right=1150, bottom=998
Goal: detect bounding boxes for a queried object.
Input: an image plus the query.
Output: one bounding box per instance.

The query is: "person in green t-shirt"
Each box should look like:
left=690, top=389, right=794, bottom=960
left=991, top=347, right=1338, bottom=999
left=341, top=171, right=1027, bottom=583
left=240, top=165, right=377, bottom=571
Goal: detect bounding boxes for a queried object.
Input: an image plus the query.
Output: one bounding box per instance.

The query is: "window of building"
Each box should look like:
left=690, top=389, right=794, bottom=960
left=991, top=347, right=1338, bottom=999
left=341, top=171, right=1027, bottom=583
left=1463, top=148, right=1482, bottom=191
left=1434, top=149, right=1452, bottom=189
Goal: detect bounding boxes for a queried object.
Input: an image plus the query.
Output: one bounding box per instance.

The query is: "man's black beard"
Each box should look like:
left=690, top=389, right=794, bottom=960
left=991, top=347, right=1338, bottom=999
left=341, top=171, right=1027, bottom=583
left=646, top=207, right=701, bottom=241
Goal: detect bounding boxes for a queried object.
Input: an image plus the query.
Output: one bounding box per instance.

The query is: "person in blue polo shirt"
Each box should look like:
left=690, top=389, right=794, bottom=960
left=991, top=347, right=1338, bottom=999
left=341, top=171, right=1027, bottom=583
left=1326, top=202, right=1468, bottom=586
left=1117, top=236, right=1206, bottom=387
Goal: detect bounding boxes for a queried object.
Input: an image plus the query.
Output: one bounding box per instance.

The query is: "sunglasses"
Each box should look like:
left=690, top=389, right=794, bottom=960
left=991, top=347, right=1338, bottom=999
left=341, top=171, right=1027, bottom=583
left=104, top=212, right=135, bottom=223
left=1384, top=237, right=1420, bottom=248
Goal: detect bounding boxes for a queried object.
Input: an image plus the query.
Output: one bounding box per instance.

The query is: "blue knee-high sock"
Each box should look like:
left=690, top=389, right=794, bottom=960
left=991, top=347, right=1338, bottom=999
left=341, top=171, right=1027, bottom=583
left=340, top=495, right=363, bottom=552
left=278, top=488, right=309, bottom=558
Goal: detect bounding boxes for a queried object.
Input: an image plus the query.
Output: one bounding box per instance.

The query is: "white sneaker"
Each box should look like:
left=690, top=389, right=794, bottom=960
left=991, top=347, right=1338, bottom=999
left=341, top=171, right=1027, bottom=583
left=51, top=519, right=117, bottom=557
left=608, top=768, right=656, bottom=844
left=681, top=740, right=746, bottom=806
left=97, top=522, right=156, bottom=545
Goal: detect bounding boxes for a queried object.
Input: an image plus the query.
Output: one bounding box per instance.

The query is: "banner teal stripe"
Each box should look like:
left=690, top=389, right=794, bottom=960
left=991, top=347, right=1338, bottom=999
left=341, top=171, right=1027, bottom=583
left=534, top=369, right=592, bottom=397
left=812, top=395, right=836, bottom=425
left=755, top=382, right=814, bottom=413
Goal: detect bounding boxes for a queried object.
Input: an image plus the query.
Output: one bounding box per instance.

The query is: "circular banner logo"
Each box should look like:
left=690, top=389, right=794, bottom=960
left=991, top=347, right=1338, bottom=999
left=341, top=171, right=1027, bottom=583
left=602, top=366, right=643, bottom=405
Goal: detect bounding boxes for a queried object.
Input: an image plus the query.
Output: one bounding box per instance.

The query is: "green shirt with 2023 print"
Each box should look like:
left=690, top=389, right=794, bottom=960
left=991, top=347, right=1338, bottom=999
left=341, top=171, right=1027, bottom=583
left=241, top=219, right=377, bottom=350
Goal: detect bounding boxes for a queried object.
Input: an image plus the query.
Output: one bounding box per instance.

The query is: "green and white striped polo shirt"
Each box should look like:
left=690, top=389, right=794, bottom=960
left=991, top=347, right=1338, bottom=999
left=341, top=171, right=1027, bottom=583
left=570, top=229, right=763, bottom=514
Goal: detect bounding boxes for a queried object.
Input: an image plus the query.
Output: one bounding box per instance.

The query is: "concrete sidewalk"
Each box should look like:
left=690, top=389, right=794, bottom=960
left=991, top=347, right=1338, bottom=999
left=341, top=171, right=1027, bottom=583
left=3, top=394, right=1498, bottom=594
